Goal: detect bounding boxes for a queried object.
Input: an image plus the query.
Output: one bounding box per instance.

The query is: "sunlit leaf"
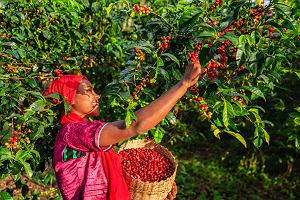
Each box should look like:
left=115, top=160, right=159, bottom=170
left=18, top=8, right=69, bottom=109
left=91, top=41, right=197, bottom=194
left=262, top=128, right=270, bottom=145
left=0, top=191, right=13, bottom=200
left=157, top=57, right=164, bottom=67
left=225, top=130, right=247, bottom=148
left=213, top=128, right=221, bottom=139
left=223, top=100, right=229, bottom=127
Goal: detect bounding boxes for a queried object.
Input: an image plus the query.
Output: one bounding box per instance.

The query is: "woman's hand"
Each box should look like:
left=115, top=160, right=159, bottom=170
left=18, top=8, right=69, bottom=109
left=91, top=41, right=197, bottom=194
left=182, top=59, right=207, bottom=88
left=166, top=181, right=177, bottom=200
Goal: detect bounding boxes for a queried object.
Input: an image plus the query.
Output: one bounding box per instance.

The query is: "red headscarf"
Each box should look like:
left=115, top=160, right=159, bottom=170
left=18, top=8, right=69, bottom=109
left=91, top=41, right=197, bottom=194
left=43, top=74, right=88, bottom=124
left=44, top=74, right=130, bottom=200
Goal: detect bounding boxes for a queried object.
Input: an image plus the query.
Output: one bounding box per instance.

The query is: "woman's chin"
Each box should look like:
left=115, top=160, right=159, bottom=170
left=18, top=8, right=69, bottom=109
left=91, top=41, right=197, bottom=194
left=88, top=110, right=100, bottom=117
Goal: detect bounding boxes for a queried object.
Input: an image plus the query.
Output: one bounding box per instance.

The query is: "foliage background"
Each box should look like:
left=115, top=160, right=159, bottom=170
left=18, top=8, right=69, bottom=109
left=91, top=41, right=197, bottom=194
left=0, top=0, right=299, bottom=199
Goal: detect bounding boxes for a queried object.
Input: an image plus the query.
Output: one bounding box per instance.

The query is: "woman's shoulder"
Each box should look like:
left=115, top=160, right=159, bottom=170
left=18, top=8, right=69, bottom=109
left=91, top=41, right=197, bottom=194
left=59, top=120, right=107, bottom=132
left=62, top=120, right=106, bottom=126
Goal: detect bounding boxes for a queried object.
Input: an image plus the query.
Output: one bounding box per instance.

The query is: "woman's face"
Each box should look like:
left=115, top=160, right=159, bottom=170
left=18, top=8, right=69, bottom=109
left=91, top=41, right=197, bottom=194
left=71, top=79, right=100, bottom=117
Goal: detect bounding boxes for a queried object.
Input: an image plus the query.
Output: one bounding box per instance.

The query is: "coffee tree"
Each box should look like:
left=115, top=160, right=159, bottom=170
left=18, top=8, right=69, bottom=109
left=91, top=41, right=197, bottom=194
left=0, top=0, right=299, bottom=198
left=104, top=0, right=299, bottom=148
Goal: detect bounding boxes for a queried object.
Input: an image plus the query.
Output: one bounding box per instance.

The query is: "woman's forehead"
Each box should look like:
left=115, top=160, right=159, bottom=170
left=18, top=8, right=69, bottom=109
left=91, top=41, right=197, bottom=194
left=80, top=79, right=92, bottom=87
left=77, top=79, right=92, bottom=93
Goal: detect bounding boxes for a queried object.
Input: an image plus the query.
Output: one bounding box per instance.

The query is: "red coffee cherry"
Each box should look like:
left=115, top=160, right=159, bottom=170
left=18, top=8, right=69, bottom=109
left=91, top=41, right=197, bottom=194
left=120, top=148, right=175, bottom=182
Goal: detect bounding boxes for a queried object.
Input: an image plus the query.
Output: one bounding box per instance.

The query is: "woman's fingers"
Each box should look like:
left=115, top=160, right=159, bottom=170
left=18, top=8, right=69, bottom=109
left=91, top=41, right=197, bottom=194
left=165, top=182, right=177, bottom=200
left=183, top=60, right=207, bottom=87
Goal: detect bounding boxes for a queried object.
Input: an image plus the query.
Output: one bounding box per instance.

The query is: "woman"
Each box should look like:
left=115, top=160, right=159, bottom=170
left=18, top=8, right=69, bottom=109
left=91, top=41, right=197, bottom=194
left=44, top=59, right=206, bottom=200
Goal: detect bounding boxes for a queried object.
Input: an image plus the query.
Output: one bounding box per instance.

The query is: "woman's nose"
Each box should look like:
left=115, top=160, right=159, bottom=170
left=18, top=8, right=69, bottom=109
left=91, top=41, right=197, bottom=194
left=95, top=93, right=100, bottom=100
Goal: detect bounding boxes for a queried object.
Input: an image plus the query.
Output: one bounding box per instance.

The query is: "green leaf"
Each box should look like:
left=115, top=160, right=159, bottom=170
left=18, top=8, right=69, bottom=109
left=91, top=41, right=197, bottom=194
left=257, top=74, right=269, bottom=84
left=213, top=101, right=223, bottom=112
left=265, top=57, right=274, bottom=68
left=125, top=110, right=132, bottom=129
left=273, top=3, right=292, bottom=16
left=152, top=127, right=165, bottom=143
left=213, top=117, right=223, bottom=127
left=220, top=32, right=238, bottom=46
left=294, top=72, right=300, bottom=79
left=119, top=91, right=132, bottom=100
left=110, top=98, right=120, bottom=107
left=172, top=68, right=183, bottom=80
left=157, top=68, right=169, bottom=80
left=198, top=31, right=215, bottom=37
left=15, top=150, right=32, bottom=161
left=0, top=191, right=13, bottom=200
left=197, top=23, right=216, bottom=32
left=0, top=148, right=13, bottom=161
left=242, top=86, right=266, bottom=101
left=29, top=99, right=46, bottom=111
left=42, top=30, right=52, bottom=40
left=223, top=100, right=229, bottom=128
left=161, top=53, right=180, bottom=67
left=250, top=31, right=256, bottom=45
left=213, top=128, right=221, bottom=139
left=253, top=127, right=263, bottom=148
left=294, top=117, right=300, bottom=126
left=166, top=112, right=177, bottom=125
left=236, top=44, right=244, bottom=66
left=226, top=100, right=235, bottom=117
left=249, top=108, right=262, bottom=124
left=30, top=125, right=45, bottom=140
left=20, top=160, right=33, bottom=178
left=157, top=57, right=164, bottom=67
left=225, top=130, right=247, bottom=148
left=179, top=7, right=201, bottom=30
left=262, top=128, right=270, bottom=145
left=91, top=2, right=100, bottom=12
left=64, top=100, right=71, bottom=116
left=245, top=35, right=253, bottom=46
left=295, top=138, right=299, bottom=150
left=2, top=122, right=10, bottom=135
left=45, top=92, right=61, bottom=101
left=27, top=78, right=40, bottom=89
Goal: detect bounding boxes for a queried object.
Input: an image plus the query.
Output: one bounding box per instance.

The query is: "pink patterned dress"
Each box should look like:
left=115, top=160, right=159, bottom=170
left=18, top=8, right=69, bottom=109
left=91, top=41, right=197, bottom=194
left=53, top=121, right=111, bottom=200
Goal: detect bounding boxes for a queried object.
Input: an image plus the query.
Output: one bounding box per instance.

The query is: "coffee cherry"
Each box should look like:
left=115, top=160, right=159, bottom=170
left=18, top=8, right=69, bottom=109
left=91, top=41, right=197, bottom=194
left=268, top=27, right=275, bottom=32
left=189, top=85, right=199, bottom=95
left=158, top=36, right=171, bottom=51
left=187, top=51, right=198, bottom=63
left=5, top=143, right=11, bottom=149
left=134, top=4, right=140, bottom=11
left=201, top=104, right=208, bottom=111
left=13, top=136, right=18, bottom=143
left=120, top=148, right=175, bottom=182
left=206, top=111, right=212, bottom=119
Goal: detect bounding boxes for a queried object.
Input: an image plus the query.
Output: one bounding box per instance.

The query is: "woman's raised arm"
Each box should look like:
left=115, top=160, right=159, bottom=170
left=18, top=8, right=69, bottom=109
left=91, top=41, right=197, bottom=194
left=99, top=60, right=206, bottom=146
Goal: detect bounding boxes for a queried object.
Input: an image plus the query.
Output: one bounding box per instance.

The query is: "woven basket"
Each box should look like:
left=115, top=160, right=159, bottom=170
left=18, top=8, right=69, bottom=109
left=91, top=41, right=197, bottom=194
left=118, top=139, right=178, bottom=200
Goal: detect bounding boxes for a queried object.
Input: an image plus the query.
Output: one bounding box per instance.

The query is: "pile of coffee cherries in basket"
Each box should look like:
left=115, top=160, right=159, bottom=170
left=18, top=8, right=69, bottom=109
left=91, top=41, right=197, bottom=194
left=119, top=148, right=175, bottom=182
